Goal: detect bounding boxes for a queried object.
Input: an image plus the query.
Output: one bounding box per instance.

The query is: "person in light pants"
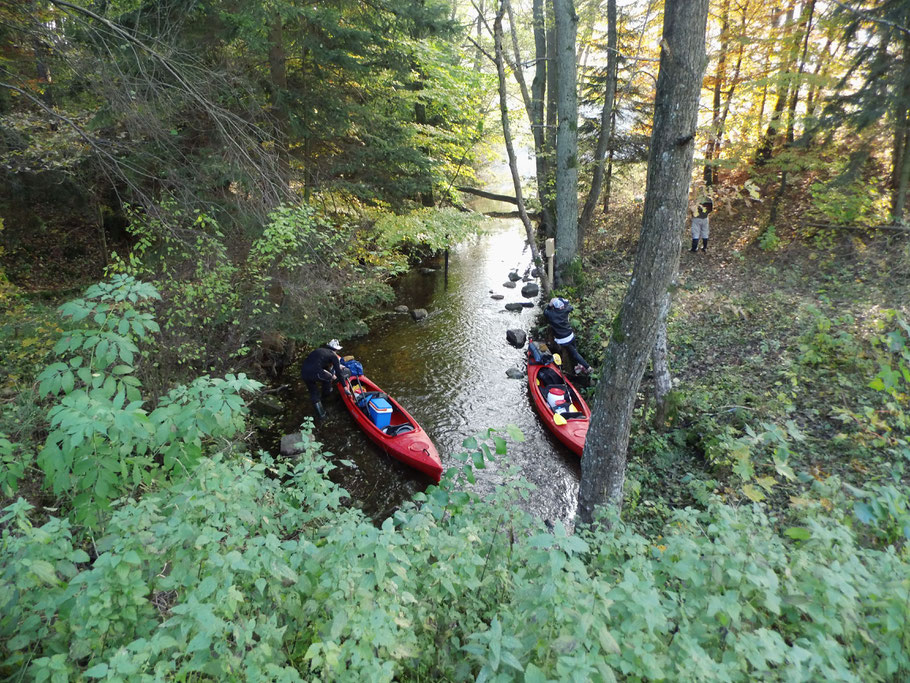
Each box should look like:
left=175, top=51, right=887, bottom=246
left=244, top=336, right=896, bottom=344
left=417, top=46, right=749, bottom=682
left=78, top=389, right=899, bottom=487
left=690, top=198, right=713, bottom=253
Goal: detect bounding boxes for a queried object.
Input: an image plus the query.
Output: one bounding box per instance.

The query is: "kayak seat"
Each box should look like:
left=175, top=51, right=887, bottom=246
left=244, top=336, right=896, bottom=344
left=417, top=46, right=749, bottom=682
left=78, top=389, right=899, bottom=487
left=384, top=423, right=414, bottom=436
left=561, top=411, right=586, bottom=420
left=536, top=367, right=563, bottom=386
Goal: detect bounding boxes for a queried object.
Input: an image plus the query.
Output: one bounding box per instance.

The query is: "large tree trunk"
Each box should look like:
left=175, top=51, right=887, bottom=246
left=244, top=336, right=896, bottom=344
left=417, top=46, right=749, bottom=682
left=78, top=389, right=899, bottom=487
left=579, top=0, right=618, bottom=238
left=553, top=0, right=579, bottom=278
left=494, top=1, right=552, bottom=299
left=577, top=0, right=709, bottom=526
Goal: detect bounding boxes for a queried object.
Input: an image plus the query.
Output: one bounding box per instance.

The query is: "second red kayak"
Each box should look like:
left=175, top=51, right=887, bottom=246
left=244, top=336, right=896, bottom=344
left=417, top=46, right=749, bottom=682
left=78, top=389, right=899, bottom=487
left=526, top=341, right=591, bottom=456
left=337, top=371, right=443, bottom=482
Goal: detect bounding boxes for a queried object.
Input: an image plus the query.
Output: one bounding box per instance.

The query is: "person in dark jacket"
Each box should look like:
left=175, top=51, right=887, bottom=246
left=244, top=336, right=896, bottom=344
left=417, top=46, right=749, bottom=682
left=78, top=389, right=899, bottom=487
left=300, top=339, right=344, bottom=418
left=544, top=298, right=592, bottom=375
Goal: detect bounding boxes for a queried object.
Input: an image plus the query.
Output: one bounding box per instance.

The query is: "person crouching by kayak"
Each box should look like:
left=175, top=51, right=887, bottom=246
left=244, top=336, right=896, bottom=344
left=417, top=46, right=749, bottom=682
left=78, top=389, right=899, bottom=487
left=544, top=297, right=592, bottom=375
left=300, top=339, right=344, bottom=419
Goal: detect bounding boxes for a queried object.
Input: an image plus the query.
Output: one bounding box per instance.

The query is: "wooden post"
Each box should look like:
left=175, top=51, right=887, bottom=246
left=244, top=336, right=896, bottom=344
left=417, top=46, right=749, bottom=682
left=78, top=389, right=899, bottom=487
left=545, top=238, right=555, bottom=285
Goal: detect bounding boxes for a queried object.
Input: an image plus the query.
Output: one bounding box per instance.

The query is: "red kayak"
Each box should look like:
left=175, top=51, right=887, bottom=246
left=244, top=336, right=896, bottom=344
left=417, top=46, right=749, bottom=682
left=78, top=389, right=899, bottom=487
left=526, top=342, right=590, bottom=456
left=337, top=373, right=443, bottom=482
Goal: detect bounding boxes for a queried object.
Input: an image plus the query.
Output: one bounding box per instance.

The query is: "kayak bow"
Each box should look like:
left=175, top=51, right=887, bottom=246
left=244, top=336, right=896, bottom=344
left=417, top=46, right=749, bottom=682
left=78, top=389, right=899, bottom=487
left=337, top=373, right=443, bottom=482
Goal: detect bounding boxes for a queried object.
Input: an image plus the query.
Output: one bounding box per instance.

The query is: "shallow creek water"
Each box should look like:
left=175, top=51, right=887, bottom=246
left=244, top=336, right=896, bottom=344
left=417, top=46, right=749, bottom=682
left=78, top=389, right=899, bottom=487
left=275, top=218, right=580, bottom=524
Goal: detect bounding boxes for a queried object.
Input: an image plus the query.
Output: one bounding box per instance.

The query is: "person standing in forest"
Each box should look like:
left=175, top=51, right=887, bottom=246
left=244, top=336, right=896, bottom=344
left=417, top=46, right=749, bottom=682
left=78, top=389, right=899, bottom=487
left=300, top=340, right=344, bottom=419
left=689, top=198, right=713, bottom=253
left=544, top=297, right=592, bottom=375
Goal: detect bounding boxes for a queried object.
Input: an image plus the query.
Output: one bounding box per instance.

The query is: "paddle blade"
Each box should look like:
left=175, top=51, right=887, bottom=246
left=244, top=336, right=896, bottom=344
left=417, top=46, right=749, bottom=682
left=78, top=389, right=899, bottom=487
left=553, top=413, right=567, bottom=426
left=553, top=353, right=562, bottom=366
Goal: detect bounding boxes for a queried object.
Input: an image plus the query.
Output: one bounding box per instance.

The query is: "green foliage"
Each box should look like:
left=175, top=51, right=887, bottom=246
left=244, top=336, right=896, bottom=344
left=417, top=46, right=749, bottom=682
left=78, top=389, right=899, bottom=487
left=373, top=207, right=485, bottom=253
left=809, top=176, right=890, bottom=226
left=0, top=432, right=27, bottom=498
left=758, top=224, right=781, bottom=251
left=702, top=420, right=802, bottom=502
left=832, top=312, right=910, bottom=465
left=798, top=310, right=861, bottom=366
left=107, top=202, right=390, bottom=370
left=850, top=483, right=910, bottom=547
left=2, top=430, right=908, bottom=681
left=33, top=276, right=261, bottom=528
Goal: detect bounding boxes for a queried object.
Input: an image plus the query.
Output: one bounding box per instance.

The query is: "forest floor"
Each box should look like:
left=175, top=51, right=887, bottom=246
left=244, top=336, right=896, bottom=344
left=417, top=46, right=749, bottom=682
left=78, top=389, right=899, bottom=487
left=573, top=192, right=910, bottom=535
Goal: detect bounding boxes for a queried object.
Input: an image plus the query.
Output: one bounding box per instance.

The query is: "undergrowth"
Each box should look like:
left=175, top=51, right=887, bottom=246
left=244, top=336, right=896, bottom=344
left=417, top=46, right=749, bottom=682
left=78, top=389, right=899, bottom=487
left=0, top=275, right=908, bottom=681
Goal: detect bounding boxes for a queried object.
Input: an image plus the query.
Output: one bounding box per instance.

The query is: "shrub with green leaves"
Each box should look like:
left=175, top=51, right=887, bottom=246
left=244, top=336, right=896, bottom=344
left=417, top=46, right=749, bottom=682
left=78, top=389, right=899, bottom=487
left=31, top=275, right=261, bottom=527
left=2, top=426, right=908, bottom=681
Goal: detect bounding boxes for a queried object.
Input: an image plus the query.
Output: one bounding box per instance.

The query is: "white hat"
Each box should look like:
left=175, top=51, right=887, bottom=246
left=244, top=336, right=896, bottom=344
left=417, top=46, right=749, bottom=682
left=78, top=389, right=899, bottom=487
left=550, top=298, right=565, bottom=309
left=327, top=339, right=342, bottom=351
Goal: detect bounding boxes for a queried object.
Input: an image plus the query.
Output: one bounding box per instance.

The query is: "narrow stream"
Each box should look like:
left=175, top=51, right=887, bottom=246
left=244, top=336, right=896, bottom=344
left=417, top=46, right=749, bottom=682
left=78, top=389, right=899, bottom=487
left=278, top=218, right=580, bottom=524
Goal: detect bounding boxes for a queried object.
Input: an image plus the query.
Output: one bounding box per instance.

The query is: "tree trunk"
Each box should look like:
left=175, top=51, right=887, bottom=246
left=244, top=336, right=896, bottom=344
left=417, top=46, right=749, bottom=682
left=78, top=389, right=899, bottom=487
left=785, top=0, right=815, bottom=144
left=755, top=2, right=798, bottom=165
left=532, top=0, right=554, bottom=236
left=505, top=0, right=553, bottom=236
left=711, top=7, right=747, bottom=171
left=652, top=292, right=672, bottom=430
left=603, top=142, right=615, bottom=213
left=704, top=0, right=730, bottom=187
left=892, top=32, right=910, bottom=223
left=473, top=0, right=485, bottom=72
left=545, top=19, right=558, bottom=238
left=268, top=18, right=290, bottom=188
left=494, top=1, right=552, bottom=299
left=553, top=0, right=579, bottom=278
left=579, top=0, right=617, bottom=238
left=577, top=0, right=709, bottom=527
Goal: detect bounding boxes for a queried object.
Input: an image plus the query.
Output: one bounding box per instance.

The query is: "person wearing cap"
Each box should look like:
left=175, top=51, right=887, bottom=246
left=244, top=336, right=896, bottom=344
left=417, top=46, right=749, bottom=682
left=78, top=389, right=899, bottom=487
left=544, top=297, right=592, bottom=375
left=299, top=339, right=344, bottom=419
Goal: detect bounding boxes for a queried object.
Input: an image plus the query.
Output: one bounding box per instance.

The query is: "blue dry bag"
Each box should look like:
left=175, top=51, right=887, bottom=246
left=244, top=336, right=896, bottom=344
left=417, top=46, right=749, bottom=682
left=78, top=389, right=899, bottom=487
left=341, top=358, right=364, bottom=377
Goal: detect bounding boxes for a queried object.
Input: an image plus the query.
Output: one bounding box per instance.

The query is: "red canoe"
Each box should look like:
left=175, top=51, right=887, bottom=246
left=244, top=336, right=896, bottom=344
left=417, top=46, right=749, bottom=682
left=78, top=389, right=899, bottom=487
left=337, top=373, right=443, bottom=482
left=527, top=345, right=591, bottom=456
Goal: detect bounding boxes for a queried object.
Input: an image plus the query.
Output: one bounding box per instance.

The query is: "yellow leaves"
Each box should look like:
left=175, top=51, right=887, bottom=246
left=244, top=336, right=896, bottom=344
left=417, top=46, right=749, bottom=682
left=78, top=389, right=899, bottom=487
left=742, top=484, right=765, bottom=502
left=755, top=475, right=778, bottom=492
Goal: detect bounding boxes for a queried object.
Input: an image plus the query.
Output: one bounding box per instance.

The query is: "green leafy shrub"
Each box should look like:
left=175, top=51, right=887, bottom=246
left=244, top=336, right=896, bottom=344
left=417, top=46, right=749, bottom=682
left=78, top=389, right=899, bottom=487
left=2, top=423, right=908, bottom=681
left=797, top=310, right=861, bottom=367
left=33, top=275, right=261, bottom=527
left=830, top=313, right=910, bottom=465
left=0, top=433, right=27, bottom=498
left=849, top=482, right=910, bottom=547
left=373, top=207, right=484, bottom=254
left=758, top=224, right=781, bottom=251
left=809, top=176, right=890, bottom=226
